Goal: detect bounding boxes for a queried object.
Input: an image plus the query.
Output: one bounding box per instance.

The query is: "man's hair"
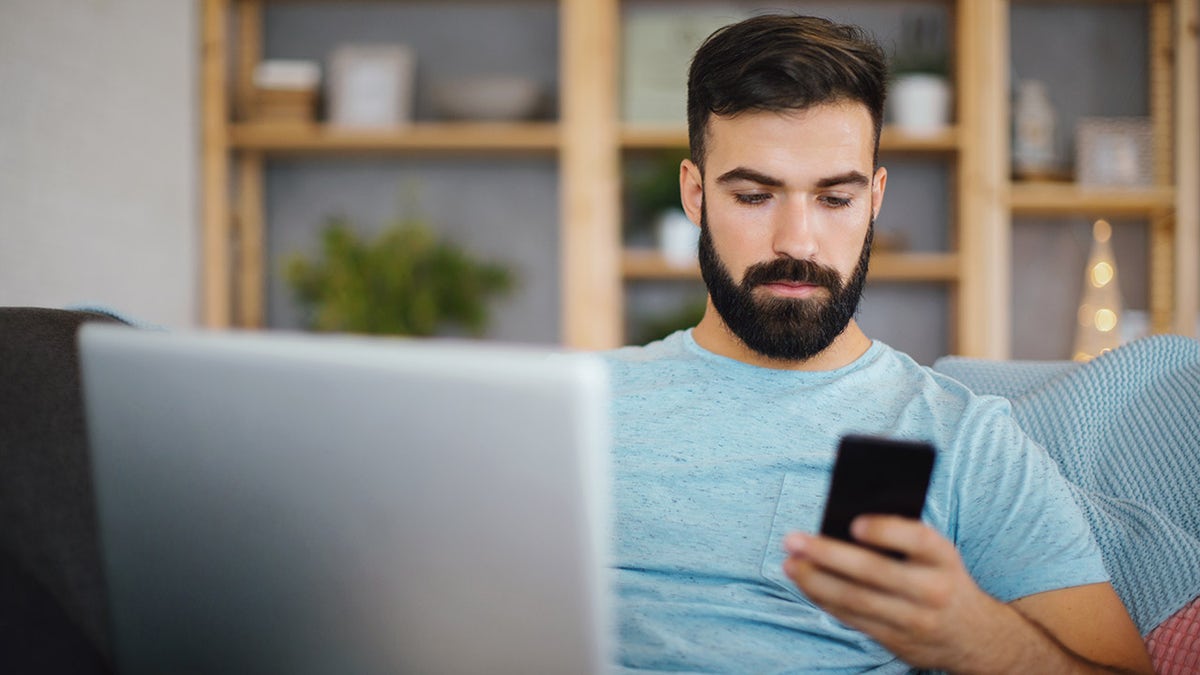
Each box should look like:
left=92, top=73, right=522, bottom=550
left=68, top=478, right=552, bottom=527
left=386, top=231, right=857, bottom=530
left=686, top=14, right=889, bottom=171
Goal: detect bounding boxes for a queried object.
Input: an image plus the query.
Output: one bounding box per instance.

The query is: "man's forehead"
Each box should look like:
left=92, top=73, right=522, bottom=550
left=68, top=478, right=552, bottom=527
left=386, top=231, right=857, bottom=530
left=704, top=100, right=873, bottom=135
left=701, top=102, right=876, bottom=178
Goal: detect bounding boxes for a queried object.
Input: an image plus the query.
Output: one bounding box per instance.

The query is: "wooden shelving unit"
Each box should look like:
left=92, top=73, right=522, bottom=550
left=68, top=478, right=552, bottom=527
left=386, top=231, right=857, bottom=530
left=229, top=122, right=562, bottom=153
left=988, top=0, right=1199, bottom=351
left=200, top=0, right=1198, bottom=357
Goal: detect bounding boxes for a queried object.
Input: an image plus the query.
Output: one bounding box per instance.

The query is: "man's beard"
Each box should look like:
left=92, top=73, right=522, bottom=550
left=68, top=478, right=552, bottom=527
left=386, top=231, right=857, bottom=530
left=697, top=203, right=873, bottom=362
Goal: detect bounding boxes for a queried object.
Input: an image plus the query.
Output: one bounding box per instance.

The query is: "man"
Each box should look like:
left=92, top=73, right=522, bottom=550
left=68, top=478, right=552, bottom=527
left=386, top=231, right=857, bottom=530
left=602, top=14, right=1152, bottom=673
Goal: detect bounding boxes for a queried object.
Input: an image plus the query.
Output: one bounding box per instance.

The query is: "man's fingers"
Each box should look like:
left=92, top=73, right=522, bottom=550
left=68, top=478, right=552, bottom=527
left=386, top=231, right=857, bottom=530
left=784, top=524, right=956, bottom=607
left=850, top=515, right=954, bottom=566
left=785, top=530, right=916, bottom=593
left=784, top=555, right=923, bottom=635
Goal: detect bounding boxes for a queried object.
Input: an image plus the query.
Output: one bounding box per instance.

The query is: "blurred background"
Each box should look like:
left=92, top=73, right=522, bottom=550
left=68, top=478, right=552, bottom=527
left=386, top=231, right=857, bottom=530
left=2, top=0, right=1196, bottom=364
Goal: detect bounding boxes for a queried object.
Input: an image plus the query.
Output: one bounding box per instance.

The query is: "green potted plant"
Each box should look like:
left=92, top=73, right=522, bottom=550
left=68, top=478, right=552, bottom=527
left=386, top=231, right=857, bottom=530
left=889, top=12, right=951, bottom=136
left=284, top=214, right=516, bottom=337
left=625, top=150, right=698, bottom=267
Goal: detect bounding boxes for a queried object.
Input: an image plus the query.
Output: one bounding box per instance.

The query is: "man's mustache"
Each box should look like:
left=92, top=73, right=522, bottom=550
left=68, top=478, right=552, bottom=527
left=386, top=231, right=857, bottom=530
left=741, top=258, right=842, bottom=291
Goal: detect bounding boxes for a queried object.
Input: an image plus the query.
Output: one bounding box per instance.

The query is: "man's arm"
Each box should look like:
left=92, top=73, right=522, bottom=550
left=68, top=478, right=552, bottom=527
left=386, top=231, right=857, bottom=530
left=782, top=515, right=1153, bottom=674
left=1009, top=582, right=1152, bottom=674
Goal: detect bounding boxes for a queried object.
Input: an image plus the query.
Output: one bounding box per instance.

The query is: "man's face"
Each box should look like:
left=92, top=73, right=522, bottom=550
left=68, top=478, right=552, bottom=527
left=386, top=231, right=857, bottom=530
left=680, top=101, right=886, bottom=361
left=697, top=208, right=872, bottom=361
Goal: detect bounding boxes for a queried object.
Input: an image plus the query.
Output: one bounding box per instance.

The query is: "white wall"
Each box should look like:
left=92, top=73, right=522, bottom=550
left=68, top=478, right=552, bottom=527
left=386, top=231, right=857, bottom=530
left=0, top=0, right=198, bottom=328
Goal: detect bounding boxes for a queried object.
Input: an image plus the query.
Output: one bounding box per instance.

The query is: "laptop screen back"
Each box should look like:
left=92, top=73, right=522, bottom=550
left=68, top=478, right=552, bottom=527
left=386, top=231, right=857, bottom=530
left=79, top=326, right=612, bottom=675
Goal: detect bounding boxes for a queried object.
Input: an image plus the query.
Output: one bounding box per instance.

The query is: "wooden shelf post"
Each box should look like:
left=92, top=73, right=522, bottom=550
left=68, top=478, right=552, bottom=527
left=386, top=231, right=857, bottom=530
left=560, top=0, right=622, bottom=349
left=201, top=0, right=232, bottom=328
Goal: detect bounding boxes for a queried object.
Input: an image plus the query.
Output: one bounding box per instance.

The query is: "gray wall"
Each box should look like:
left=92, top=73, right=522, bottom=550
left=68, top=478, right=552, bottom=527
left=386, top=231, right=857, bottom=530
left=0, top=0, right=198, bottom=328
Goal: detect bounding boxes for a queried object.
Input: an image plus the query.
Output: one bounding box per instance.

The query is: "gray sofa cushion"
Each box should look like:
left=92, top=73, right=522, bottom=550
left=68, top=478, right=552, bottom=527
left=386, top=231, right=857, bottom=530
left=0, top=306, right=128, bottom=672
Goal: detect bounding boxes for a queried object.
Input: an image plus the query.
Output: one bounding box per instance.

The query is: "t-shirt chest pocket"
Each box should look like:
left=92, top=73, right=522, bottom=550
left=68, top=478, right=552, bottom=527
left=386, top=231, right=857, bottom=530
left=760, top=471, right=829, bottom=603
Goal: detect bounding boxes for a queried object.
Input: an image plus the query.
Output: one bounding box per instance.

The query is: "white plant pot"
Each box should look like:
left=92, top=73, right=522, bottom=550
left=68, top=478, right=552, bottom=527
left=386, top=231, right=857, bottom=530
left=891, top=74, right=951, bottom=136
left=656, top=209, right=699, bottom=268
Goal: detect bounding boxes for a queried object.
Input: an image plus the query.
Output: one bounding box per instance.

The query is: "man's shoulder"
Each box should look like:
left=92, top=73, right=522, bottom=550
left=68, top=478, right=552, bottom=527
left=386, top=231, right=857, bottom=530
left=866, top=342, right=1022, bottom=444
left=868, top=342, right=992, bottom=404
left=599, top=330, right=690, bottom=365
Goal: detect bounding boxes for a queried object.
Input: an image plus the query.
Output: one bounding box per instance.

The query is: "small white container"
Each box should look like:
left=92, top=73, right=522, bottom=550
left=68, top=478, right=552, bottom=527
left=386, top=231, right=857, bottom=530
left=656, top=209, right=699, bottom=269
left=891, top=73, right=952, bottom=136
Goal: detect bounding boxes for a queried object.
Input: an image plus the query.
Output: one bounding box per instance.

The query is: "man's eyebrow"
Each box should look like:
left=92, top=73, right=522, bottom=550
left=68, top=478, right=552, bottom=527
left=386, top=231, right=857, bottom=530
left=815, top=171, right=871, bottom=189
left=714, top=168, right=872, bottom=190
left=714, top=167, right=784, bottom=187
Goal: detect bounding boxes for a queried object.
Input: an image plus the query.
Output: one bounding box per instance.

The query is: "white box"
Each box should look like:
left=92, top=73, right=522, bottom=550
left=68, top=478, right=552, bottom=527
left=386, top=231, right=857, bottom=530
left=328, top=44, right=416, bottom=128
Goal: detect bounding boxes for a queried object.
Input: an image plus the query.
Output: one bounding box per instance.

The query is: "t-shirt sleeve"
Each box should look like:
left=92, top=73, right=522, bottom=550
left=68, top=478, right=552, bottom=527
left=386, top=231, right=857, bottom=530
left=949, top=398, right=1110, bottom=603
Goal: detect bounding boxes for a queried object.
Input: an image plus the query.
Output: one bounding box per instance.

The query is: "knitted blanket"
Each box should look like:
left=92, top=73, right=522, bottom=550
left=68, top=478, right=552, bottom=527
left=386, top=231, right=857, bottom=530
left=933, top=334, right=1200, bottom=634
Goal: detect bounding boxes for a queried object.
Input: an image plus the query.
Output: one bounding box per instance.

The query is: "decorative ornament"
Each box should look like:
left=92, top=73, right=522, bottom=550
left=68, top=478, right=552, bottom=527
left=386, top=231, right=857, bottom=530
left=1072, top=220, right=1123, bottom=362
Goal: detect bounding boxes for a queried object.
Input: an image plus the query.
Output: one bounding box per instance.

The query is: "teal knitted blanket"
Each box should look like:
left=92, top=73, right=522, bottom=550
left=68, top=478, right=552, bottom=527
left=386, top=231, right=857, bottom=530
left=933, top=334, right=1200, bottom=634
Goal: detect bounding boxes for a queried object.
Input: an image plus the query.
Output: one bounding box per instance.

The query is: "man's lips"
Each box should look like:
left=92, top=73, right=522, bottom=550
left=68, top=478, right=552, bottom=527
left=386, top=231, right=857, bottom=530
left=759, top=280, right=824, bottom=298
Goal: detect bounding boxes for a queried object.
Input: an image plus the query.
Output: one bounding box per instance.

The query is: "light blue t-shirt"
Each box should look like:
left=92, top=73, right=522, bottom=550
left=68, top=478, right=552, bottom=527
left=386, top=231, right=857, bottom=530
left=601, top=330, right=1108, bottom=674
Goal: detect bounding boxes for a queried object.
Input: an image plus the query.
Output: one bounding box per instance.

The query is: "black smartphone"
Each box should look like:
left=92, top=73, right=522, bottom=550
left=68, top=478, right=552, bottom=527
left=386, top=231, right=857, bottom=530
left=818, top=435, right=936, bottom=557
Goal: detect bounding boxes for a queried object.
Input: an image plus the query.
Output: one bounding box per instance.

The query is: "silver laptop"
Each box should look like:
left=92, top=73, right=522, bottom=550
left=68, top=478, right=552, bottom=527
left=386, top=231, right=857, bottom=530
left=78, top=325, right=612, bottom=675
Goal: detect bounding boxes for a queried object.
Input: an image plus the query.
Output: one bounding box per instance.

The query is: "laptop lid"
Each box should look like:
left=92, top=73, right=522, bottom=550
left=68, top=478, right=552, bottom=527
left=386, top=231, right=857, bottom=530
left=78, top=325, right=612, bottom=675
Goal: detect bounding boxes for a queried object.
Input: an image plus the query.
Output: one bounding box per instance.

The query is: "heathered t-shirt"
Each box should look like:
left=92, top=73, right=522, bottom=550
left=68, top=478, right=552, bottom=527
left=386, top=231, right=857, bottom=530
left=601, top=330, right=1107, bottom=673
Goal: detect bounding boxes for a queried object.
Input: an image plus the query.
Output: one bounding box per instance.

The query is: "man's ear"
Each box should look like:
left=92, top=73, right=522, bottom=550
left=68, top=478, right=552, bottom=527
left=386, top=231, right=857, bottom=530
left=871, top=166, right=888, bottom=220
left=680, top=159, right=704, bottom=226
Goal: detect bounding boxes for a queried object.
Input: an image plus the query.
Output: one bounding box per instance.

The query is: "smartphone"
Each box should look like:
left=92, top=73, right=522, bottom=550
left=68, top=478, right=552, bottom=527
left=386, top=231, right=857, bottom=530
left=818, top=434, right=936, bottom=557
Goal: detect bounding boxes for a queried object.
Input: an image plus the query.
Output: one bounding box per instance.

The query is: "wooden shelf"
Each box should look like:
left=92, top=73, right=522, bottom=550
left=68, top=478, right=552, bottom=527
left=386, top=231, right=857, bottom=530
left=229, top=122, right=561, bottom=153
left=870, top=252, right=960, bottom=281
left=621, top=249, right=698, bottom=280
left=620, top=124, right=959, bottom=153
left=622, top=249, right=959, bottom=283
left=619, top=126, right=687, bottom=150
left=1009, top=182, right=1175, bottom=216
left=878, top=126, right=960, bottom=153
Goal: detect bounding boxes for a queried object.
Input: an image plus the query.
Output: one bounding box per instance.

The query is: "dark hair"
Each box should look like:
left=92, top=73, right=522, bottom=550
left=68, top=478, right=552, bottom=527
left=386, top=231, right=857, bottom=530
left=686, top=14, right=889, bottom=171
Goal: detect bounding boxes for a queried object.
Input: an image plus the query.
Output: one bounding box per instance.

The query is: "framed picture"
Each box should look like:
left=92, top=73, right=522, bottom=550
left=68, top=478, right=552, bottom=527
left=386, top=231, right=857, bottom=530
left=328, top=44, right=415, bottom=128
left=1075, top=117, right=1153, bottom=187
left=621, top=8, right=743, bottom=123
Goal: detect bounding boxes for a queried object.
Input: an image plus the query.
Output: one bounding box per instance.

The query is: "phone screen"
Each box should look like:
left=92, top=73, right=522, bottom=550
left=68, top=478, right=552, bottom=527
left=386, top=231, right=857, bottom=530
left=818, top=435, right=936, bottom=556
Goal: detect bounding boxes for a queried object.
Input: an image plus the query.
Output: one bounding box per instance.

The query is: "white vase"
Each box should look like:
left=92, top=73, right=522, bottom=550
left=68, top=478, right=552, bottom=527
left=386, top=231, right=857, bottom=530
left=1012, top=79, right=1059, bottom=179
left=656, top=209, right=699, bottom=268
left=890, top=73, right=951, bottom=136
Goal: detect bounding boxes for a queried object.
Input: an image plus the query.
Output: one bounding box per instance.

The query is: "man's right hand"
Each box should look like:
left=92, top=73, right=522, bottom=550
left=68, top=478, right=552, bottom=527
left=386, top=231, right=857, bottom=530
left=782, top=515, right=1152, bottom=674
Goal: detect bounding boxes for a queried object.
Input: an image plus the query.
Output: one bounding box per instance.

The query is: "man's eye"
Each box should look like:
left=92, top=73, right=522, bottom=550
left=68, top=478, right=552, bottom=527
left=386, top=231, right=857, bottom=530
left=820, top=196, right=852, bottom=209
left=734, top=193, right=771, bottom=205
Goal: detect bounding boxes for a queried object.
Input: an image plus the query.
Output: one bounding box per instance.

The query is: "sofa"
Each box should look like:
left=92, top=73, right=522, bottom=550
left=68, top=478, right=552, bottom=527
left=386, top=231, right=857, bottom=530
left=933, top=334, right=1200, bottom=673
left=2, top=306, right=1197, bottom=672
left=0, top=306, right=128, bottom=673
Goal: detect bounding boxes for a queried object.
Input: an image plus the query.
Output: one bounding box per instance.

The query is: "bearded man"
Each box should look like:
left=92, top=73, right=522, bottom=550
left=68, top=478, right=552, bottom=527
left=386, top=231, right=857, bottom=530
left=601, top=13, right=1152, bottom=674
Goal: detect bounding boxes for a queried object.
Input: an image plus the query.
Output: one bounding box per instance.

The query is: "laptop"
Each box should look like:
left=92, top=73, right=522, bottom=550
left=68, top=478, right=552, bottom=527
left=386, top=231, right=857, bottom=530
left=78, top=325, right=613, bottom=675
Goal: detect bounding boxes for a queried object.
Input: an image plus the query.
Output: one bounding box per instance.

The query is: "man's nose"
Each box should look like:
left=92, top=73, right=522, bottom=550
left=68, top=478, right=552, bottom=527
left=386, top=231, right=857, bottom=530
left=771, top=198, right=820, bottom=260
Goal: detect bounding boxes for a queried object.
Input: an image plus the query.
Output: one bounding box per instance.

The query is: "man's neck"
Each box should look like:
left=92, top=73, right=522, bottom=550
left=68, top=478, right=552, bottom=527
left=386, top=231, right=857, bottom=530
left=691, top=307, right=873, bottom=372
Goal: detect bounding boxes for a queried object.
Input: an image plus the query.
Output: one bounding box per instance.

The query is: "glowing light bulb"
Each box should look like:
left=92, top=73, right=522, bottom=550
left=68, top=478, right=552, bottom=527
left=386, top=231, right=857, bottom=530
left=1095, top=308, right=1118, bottom=332
left=1091, top=261, right=1114, bottom=287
